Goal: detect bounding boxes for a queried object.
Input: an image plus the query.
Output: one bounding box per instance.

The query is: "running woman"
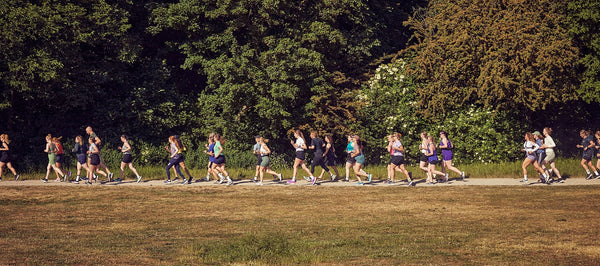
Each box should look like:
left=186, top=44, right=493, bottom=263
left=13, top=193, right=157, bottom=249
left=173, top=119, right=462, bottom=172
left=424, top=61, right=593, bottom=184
left=287, top=130, right=314, bottom=184
left=521, top=132, right=546, bottom=183
left=253, top=135, right=262, bottom=182
left=117, top=135, right=142, bottom=183
left=344, top=135, right=355, bottom=182
left=595, top=131, right=600, bottom=179
left=204, top=133, right=216, bottom=182
left=386, top=133, right=413, bottom=186
left=533, top=131, right=548, bottom=183
left=350, top=135, right=371, bottom=185
left=319, top=135, right=340, bottom=181
left=42, top=134, right=66, bottom=182
left=425, top=135, right=446, bottom=184
left=53, top=137, right=70, bottom=182
left=0, top=134, right=19, bottom=181
left=174, top=136, right=194, bottom=184
left=164, top=135, right=186, bottom=184
left=418, top=132, right=431, bottom=180
left=438, top=131, right=465, bottom=181
left=86, top=137, right=101, bottom=185
left=86, top=126, right=114, bottom=181
left=72, top=136, right=91, bottom=183
left=212, top=134, right=232, bottom=185
left=576, top=129, right=599, bottom=179
left=308, top=130, right=335, bottom=184
left=256, top=137, right=282, bottom=185
left=540, top=127, right=563, bottom=183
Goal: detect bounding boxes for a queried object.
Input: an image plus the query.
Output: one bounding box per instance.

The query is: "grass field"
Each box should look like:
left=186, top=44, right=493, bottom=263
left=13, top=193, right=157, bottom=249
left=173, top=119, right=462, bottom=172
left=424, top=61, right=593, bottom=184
left=1, top=185, right=600, bottom=264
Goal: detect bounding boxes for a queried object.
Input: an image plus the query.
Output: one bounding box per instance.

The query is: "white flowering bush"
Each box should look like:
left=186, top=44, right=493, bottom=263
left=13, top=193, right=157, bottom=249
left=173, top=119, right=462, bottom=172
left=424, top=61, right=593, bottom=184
left=358, top=57, right=524, bottom=165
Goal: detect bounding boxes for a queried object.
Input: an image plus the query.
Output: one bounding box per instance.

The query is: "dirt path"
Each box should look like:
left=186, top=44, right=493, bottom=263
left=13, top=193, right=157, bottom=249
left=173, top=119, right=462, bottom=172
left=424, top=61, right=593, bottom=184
left=1, top=176, right=599, bottom=187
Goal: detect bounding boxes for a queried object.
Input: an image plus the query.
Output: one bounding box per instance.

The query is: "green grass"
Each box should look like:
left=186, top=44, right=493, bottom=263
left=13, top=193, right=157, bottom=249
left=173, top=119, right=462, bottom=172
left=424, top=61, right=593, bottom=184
left=1, top=186, right=600, bottom=264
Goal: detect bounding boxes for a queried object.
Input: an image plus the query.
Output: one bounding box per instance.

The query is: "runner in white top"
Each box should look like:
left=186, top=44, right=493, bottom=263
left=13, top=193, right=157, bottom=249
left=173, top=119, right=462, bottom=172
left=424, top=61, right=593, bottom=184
left=539, top=127, right=563, bottom=183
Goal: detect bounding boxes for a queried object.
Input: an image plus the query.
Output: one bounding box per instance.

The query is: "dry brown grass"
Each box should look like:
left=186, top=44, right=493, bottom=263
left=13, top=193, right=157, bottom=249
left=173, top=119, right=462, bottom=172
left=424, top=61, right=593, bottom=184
left=1, top=185, right=600, bottom=264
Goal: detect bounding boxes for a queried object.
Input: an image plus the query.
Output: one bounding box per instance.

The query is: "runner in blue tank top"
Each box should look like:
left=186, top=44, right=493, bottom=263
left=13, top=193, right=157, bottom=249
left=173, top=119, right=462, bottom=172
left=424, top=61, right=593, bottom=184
left=438, top=131, right=465, bottom=181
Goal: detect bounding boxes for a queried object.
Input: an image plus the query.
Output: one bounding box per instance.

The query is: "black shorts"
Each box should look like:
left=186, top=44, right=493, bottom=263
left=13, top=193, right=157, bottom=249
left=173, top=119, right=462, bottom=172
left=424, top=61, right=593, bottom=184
left=122, top=154, right=133, bottom=164
left=325, top=156, right=336, bottom=166
left=420, top=154, right=429, bottom=162
left=346, top=154, right=356, bottom=164
left=389, top=155, right=404, bottom=166
left=256, top=155, right=262, bottom=166
left=0, top=152, right=9, bottom=163
left=77, top=154, right=87, bottom=164
left=214, top=155, right=225, bottom=165
left=429, top=160, right=439, bottom=165
left=295, top=151, right=306, bottom=160
left=55, top=154, right=64, bottom=164
left=90, top=154, right=100, bottom=166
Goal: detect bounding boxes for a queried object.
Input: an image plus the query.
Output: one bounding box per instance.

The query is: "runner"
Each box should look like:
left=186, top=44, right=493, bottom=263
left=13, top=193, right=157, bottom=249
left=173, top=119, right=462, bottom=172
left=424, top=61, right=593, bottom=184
left=439, top=131, right=466, bottom=181
left=418, top=132, right=431, bottom=181
left=253, top=135, right=262, bottom=182
left=287, top=130, right=314, bottom=184
left=533, top=131, right=549, bottom=183
left=117, top=135, right=142, bottom=183
left=319, top=135, right=340, bottom=181
left=42, top=134, right=66, bottom=183
left=576, top=130, right=599, bottom=179
left=53, top=137, right=70, bottom=182
left=86, top=137, right=100, bottom=185
left=540, top=127, right=563, bottom=183
left=521, top=132, right=545, bottom=183
left=425, top=135, right=446, bottom=184
left=386, top=133, right=413, bottom=186
left=203, top=133, right=216, bottom=182
left=174, top=136, right=194, bottom=184
left=71, top=136, right=91, bottom=184
left=350, top=135, right=371, bottom=185
left=344, top=135, right=354, bottom=182
left=212, top=134, right=232, bottom=185
left=0, top=134, right=19, bottom=181
left=164, top=135, right=186, bottom=184
left=86, top=127, right=114, bottom=181
left=256, top=137, right=282, bottom=185
left=308, top=131, right=334, bottom=184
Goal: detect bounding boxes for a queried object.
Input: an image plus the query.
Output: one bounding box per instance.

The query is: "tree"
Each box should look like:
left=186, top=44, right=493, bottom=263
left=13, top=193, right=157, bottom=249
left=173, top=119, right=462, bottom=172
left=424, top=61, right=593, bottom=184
left=568, top=0, right=600, bottom=103
left=404, top=0, right=579, bottom=119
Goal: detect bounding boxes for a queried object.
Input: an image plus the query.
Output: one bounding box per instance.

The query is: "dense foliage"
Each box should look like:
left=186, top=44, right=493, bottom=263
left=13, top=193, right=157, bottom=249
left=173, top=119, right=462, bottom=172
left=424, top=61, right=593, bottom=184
left=0, top=0, right=598, bottom=171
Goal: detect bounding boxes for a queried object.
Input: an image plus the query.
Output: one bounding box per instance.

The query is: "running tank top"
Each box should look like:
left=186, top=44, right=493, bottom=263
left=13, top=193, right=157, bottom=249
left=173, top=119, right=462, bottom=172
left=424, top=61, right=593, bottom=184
left=392, top=140, right=403, bottom=156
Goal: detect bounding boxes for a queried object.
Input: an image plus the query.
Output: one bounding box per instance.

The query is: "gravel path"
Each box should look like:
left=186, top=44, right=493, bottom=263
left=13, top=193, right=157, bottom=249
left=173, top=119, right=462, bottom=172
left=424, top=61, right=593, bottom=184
left=1, top=176, right=599, bottom=187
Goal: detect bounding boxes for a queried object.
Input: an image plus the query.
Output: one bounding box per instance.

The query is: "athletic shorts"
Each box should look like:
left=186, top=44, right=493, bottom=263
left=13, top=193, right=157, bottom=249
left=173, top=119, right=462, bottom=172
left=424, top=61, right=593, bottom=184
left=420, top=154, right=429, bottom=163
left=536, top=153, right=545, bottom=165
left=355, top=154, right=365, bottom=165
left=77, top=154, right=87, bottom=164
left=0, top=152, right=9, bottom=163
left=55, top=154, right=64, bottom=164
left=90, top=154, right=100, bottom=166
left=213, top=155, right=225, bottom=165
left=442, top=150, right=453, bottom=161
left=389, top=155, right=404, bottom=166
left=526, top=153, right=537, bottom=161
left=428, top=159, right=439, bottom=165
left=295, top=151, right=306, bottom=161
left=256, top=155, right=262, bottom=166
left=122, top=154, right=133, bottom=164
left=325, top=156, right=336, bottom=166
left=260, top=156, right=270, bottom=167
left=544, top=151, right=556, bottom=163
left=346, top=154, right=356, bottom=164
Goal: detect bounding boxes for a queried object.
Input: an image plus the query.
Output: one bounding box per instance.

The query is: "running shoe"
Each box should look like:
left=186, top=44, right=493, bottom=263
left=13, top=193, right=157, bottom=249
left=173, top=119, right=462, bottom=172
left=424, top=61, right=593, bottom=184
left=41, top=178, right=48, bottom=183
left=331, top=174, right=336, bottom=182
left=586, top=173, right=593, bottom=179
left=137, top=176, right=142, bottom=183
left=278, top=173, right=282, bottom=182
left=205, top=175, right=210, bottom=181
left=355, top=182, right=364, bottom=186
left=367, top=174, right=372, bottom=182
left=14, top=174, right=19, bottom=181
left=85, top=181, right=92, bottom=185
left=108, top=172, right=114, bottom=181
left=114, top=178, right=122, bottom=182
left=253, top=176, right=258, bottom=182
left=311, top=176, right=316, bottom=185
left=181, top=178, right=187, bottom=184
left=164, top=179, right=171, bottom=184
left=187, top=177, right=193, bottom=184
left=73, top=180, right=79, bottom=184
left=558, top=179, right=565, bottom=183
left=303, top=176, right=311, bottom=182
left=595, top=174, right=600, bottom=179
left=226, top=180, right=233, bottom=186
left=257, top=182, right=264, bottom=186
left=520, top=179, right=528, bottom=183
left=218, top=173, right=224, bottom=184
left=444, top=173, right=449, bottom=183
left=63, top=175, right=67, bottom=182
left=287, top=179, right=296, bottom=184
left=407, top=180, right=414, bottom=187
left=55, top=178, right=61, bottom=182
left=387, top=181, right=394, bottom=185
